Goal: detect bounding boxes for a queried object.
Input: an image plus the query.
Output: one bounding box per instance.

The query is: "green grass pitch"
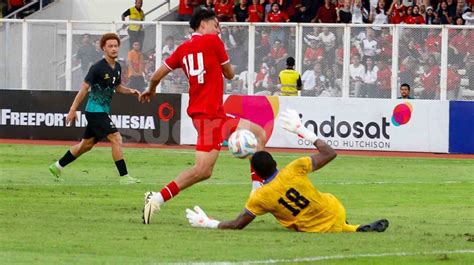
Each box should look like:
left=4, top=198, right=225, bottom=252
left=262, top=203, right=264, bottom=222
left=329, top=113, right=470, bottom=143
left=0, top=143, right=473, bottom=264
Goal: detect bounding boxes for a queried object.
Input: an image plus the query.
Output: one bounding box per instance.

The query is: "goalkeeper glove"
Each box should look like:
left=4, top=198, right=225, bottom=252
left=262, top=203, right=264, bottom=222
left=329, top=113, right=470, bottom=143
left=279, top=108, right=319, bottom=143
left=185, top=206, right=220, bottom=229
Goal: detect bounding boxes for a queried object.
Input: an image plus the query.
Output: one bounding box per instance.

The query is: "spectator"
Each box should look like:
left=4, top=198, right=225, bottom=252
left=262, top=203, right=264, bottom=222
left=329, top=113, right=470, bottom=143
left=76, top=34, right=97, bottom=77
left=301, top=0, right=322, bottom=20
left=318, top=27, right=336, bottom=52
left=405, top=5, right=426, bottom=23
left=237, top=70, right=255, bottom=93
left=438, top=1, right=453, bottom=24
left=177, top=0, right=198, bottom=21
left=303, top=40, right=324, bottom=68
left=0, top=2, right=4, bottom=18
left=462, top=7, right=474, bottom=25
left=397, top=83, right=414, bottom=99
left=264, top=0, right=278, bottom=16
left=336, top=0, right=352, bottom=23
left=425, top=6, right=440, bottom=24
left=360, top=28, right=380, bottom=58
left=255, top=64, right=280, bottom=95
left=229, top=26, right=248, bottom=73
left=454, top=16, right=465, bottom=25
left=370, top=1, right=389, bottom=25
left=376, top=28, right=392, bottom=61
left=254, top=63, right=270, bottom=94
left=215, top=0, right=234, bottom=21
left=162, top=36, right=177, bottom=56
left=449, top=29, right=470, bottom=64
left=387, top=0, right=404, bottom=24
left=301, top=62, right=329, bottom=97
left=144, top=51, right=156, bottom=82
left=255, top=28, right=271, bottom=62
left=401, top=0, right=415, bottom=7
left=304, top=27, right=321, bottom=46
left=376, top=59, right=392, bottom=98
left=93, top=39, right=103, bottom=63
left=419, top=56, right=440, bottom=99
left=279, top=57, right=302, bottom=96
left=399, top=56, right=418, bottom=88
left=419, top=4, right=426, bottom=17
left=220, top=26, right=237, bottom=52
left=324, top=67, right=341, bottom=96
left=233, top=0, right=249, bottom=22
left=405, top=5, right=414, bottom=19
left=405, top=38, right=422, bottom=59
left=425, top=28, right=441, bottom=56
left=362, top=57, right=378, bottom=98
left=127, top=41, right=147, bottom=91
left=158, top=52, right=174, bottom=92
left=446, top=0, right=457, bottom=17
left=247, top=0, right=265, bottom=22
left=349, top=54, right=365, bottom=97
left=266, top=3, right=290, bottom=46
left=202, top=0, right=214, bottom=11
left=122, top=0, right=145, bottom=50
left=368, top=0, right=378, bottom=10
left=292, top=4, right=313, bottom=22
left=312, top=0, right=337, bottom=23
left=465, top=53, right=474, bottom=92
left=351, top=0, right=369, bottom=23
left=285, top=0, right=303, bottom=19
left=266, top=39, right=288, bottom=68
left=447, top=64, right=461, bottom=99
left=7, top=0, right=25, bottom=17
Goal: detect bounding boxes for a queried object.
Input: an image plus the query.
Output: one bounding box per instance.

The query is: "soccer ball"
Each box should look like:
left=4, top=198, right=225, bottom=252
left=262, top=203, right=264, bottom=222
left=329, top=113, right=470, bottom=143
left=228, top=129, right=258, bottom=158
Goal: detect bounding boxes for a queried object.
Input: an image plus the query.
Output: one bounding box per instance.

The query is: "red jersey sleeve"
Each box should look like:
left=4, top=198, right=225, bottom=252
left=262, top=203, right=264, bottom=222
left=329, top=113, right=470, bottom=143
left=212, top=35, right=230, bottom=65
left=164, top=47, right=181, bottom=70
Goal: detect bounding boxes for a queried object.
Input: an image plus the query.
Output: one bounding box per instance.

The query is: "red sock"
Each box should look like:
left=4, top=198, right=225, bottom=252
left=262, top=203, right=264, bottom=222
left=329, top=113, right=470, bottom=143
left=159, top=181, right=180, bottom=202
left=250, top=164, right=264, bottom=183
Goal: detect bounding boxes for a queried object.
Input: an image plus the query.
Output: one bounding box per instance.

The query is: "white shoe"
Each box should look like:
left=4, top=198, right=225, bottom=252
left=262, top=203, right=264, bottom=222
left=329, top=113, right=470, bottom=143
left=143, top=192, right=160, bottom=224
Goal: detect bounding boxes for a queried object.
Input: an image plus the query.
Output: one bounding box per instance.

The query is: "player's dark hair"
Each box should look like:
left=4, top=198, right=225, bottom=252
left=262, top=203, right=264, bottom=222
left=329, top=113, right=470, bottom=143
left=286, top=57, right=295, bottom=67
left=190, top=8, right=217, bottom=31
left=251, top=151, right=277, bottom=180
left=100, top=33, right=121, bottom=50
left=401, top=83, right=411, bottom=91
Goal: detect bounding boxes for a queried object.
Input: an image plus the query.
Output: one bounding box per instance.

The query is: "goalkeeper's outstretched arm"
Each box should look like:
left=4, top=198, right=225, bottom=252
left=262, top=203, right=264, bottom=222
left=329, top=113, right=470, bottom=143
left=217, top=211, right=255, bottom=230
left=311, top=139, right=337, bottom=172
left=185, top=206, right=255, bottom=230
left=279, top=108, right=337, bottom=172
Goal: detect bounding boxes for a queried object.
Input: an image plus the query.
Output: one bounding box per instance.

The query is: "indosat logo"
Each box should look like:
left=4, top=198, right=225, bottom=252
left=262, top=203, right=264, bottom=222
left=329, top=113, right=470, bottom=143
left=297, top=103, right=414, bottom=150
left=223, top=95, right=279, bottom=143
left=391, top=102, right=413, bottom=126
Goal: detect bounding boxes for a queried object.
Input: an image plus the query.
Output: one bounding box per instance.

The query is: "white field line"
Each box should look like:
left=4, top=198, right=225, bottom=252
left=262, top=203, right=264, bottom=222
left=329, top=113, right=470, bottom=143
left=165, top=249, right=474, bottom=265
left=1, top=180, right=474, bottom=187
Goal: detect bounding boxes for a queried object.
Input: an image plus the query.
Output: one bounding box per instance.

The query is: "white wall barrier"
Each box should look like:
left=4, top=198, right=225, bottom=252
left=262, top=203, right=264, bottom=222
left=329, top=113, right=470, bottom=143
left=180, top=95, right=449, bottom=153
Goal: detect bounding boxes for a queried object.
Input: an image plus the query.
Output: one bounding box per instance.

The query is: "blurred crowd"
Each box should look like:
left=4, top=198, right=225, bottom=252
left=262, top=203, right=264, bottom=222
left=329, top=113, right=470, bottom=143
left=70, top=0, right=474, bottom=99
left=1, top=0, right=54, bottom=18
left=177, top=0, right=474, bottom=25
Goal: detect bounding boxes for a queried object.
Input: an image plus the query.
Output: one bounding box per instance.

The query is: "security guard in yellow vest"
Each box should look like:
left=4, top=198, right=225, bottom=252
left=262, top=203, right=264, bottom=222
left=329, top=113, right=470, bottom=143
left=279, top=57, right=302, bottom=96
left=122, top=0, right=145, bottom=50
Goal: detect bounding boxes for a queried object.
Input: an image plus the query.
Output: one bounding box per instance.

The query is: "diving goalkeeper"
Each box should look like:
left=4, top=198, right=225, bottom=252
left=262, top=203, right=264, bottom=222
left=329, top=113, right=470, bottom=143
left=185, top=109, right=389, bottom=233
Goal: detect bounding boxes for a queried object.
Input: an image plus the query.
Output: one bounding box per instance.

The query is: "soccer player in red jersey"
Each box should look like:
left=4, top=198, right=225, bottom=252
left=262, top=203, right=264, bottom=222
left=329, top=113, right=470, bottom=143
left=139, top=9, right=267, bottom=224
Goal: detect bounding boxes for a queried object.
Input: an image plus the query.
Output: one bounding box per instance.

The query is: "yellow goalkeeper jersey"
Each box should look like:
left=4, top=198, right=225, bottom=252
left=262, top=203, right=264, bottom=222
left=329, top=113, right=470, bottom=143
left=245, top=156, right=349, bottom=232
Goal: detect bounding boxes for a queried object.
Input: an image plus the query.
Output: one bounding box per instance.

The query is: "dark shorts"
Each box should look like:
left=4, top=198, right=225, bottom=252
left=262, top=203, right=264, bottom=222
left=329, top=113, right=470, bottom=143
left=83, top=112, right=118, bottom=143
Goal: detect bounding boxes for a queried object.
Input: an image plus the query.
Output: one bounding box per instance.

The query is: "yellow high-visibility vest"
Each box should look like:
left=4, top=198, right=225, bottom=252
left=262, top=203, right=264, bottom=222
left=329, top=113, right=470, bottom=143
left=128, top=7, right=145, bottom=32
left=279, top=69, right=300, bottom=96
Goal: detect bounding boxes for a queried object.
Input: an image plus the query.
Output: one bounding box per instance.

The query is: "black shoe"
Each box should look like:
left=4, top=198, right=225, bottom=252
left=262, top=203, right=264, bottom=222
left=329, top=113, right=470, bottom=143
left=357, top=219, right=389, bottom=232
